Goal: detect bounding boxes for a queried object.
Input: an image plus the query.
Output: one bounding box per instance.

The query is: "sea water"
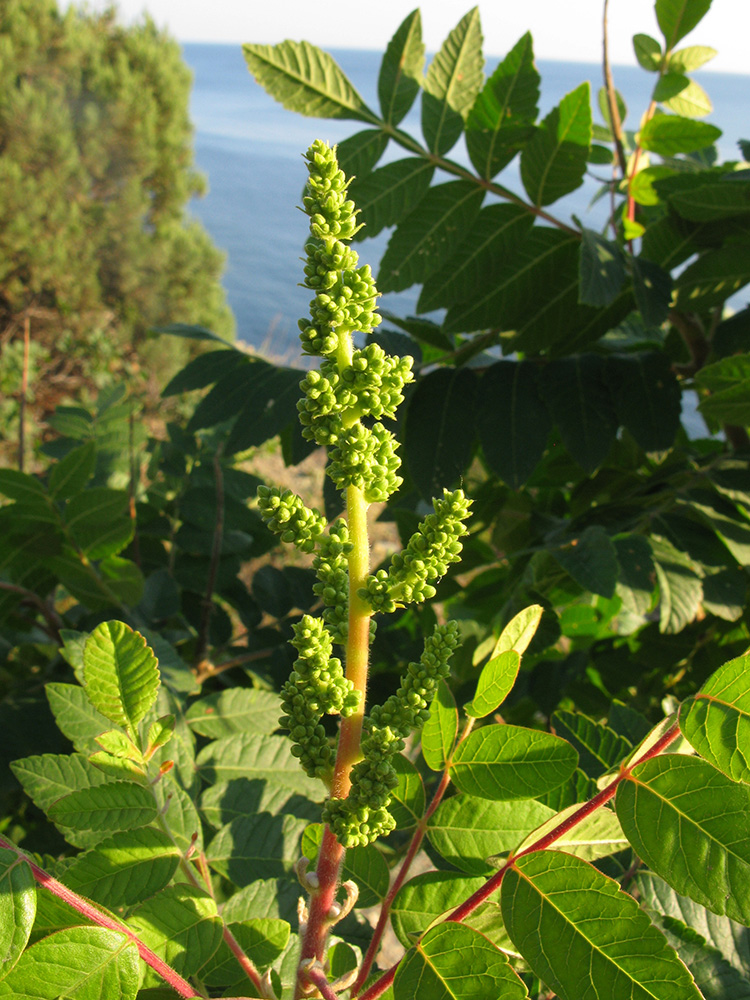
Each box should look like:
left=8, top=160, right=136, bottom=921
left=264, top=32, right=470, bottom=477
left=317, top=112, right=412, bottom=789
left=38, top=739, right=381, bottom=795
left=183, top=44, right=749, bottom=360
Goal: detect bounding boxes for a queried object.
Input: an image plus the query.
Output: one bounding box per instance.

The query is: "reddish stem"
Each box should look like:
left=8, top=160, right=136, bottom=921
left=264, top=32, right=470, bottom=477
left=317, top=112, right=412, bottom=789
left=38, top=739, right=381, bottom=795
left=0, top=834, right=200, bottom=998
left=224, top=925, right=265, bottom=996
left=301, top=963, right=340, bottom=1000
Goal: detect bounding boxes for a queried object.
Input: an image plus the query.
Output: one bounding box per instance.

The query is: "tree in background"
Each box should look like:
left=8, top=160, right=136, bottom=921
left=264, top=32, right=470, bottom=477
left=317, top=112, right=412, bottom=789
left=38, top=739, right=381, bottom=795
left=0, top=0, right=233, bottom=422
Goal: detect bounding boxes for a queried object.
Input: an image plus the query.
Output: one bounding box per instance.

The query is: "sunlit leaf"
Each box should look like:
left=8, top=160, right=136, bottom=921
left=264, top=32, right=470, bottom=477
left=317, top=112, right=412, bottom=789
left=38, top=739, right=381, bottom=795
left=502, top=850, right=702, bottom=1000
left=520, top=83, right=591, bottom=206
left=422, top=7, right=484, bottom=155
left=422, top=679, right=458, bottom=771
left=83, top=621, right=160, bottom=736
left=378, top=9, right=424, bottom=126
left=242, top=40, right=375, bottom=122
left=616, top=754, right=750, bottom=924
left=0, top=848, right=36, bottom=980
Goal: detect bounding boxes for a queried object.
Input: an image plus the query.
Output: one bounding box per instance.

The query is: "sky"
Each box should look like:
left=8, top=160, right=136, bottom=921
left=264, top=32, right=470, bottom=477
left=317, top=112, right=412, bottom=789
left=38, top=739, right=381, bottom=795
left=65, top=0, right=747, bottom=74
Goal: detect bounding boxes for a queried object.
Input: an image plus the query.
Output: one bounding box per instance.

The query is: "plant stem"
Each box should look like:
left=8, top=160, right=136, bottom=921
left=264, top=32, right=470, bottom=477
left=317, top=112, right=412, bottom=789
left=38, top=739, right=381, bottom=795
left=602, top=0, right=627, bottom=177
left=0, top=833, right=201, bottom=999
left=296, top=329, right=374, bottom=997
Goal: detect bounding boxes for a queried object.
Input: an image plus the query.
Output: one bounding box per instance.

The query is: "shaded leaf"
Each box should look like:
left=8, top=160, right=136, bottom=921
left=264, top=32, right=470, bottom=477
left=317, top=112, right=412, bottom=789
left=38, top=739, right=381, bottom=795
left=335, top=129, right=389, bottom=179
left=206, top=813, right=307, bottom=884
left=539, top=354, right=618, bottom=473
left=389, top=753, right=426, bottom=828
left=633, top=33, right=663, bottom=71
left=520, top=83, right=591, bottom=207
left=378, top=181, right=485, bottom=293
left=552, top=526, right=619, bottom=599
left=476, top=360, right=551, bottom=489
left=48, top=441, right=97, bottom=500
left=350, top=159, right=434, bottom=241
left=404, top=366, right=478, bottom=501
left=650, top=535, right=703, bottom=634
left=606, top=351, right=681, bottom=451
left=301, top=823, right=389, bottom=907
left=391, top=871, right=484, bottom=948
left=196, top=732, right=325, bottom=799
left=578, top=227, right=627, bottom=307
left=48, top=781, right=156, bottom=834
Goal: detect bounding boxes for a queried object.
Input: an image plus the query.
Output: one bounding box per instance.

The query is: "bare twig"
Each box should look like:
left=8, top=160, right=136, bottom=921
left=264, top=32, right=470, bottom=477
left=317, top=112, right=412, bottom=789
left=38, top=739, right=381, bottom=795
left=194, top=446, right=225, bottom=667
left=18, top=315, right=30, bottom=472
left=602, top=0, right=627, bottom=177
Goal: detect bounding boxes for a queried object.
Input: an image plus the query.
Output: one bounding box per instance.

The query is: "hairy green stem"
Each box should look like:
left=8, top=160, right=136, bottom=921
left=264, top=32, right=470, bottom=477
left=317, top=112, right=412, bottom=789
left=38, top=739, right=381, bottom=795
left=296, top=329, right=374, bottom=997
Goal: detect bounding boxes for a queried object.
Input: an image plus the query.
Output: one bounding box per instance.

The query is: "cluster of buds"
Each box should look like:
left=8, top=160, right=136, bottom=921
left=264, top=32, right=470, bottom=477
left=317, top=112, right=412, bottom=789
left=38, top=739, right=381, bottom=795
left=257, top=140, right=472, bottom=847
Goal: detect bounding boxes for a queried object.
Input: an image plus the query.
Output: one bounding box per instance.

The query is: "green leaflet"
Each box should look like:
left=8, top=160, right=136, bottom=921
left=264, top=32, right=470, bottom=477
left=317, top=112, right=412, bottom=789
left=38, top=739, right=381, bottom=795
left=421, top=7, right=484, bottom=155
left=551, top=710, right=633, bottom=779
left=475, top=360, right=551, bottom=489
left=633, top=33, right=663, bottom=71
left=242, top=40, right=376, bottom=122
left=0, top=926, right=139, bottom=1000
left=421, top=679, right=458, bottom=771
left=63, top=827, right=181, bottom=908
left=196, top=732, right=326, bottom=799
left=502, top=850, right=702, bottom=1000
left=0, top=469, right=47, bottom=503
left=606, top=351, right=681, bottom=452
left=650, top=535, right=703, bottom=634
left=64, top=487, right=132, bottom=560
left=45, top=683, right=112, bottom=755
left=450, top=724, right=577, bottom=800
left=378, top=180, right=485, bottom=293
left=680, top=652, right=750, bottom=782
left=0, top=849, right=36, bottom=980
left=378, top=9, right=424, bottom=126
left=350, top=159, right=434, bottom=241
left=465, top=32, right=539, bottom=180
left=10, top=752, right=108, bottom=816
left=520, top=82, right=591, bottom=207
left=200, top=918, right=290, bottom=987
left=394, top=922, right=527, bottom=1000
left=301, top=823, right=389, bottom=907
left=466, top=650, right=520, bottom=719
left=428, top=794, right=554, bottom=875
left=418, top=203, right=534, bottom=313
left=695, top=353, right=750, bottom=428
left=127, top=883, right=223, bottom=989
left=656, top=0, right=712, bottom=49
left=639, top=114, right=722, bottom=156
left=48, top=440, right=96, bottom=500
left=185, top=688, right=281, bottom=738
left=616, top=754, right=750, bottom=924
left=48, top=780, right=157, bottom=834
left=669, top=44, right=717, bottom=72
left=636, top=871, right=750, bottom=981
left=225, top=365, right=303, bottom=455
left=389, top=753, right=426, bottom=828
left=578, top=227, right=627, bottom=307
left=675, top=244, right=750, bottom=311
left=404, top=366, right=478, bottom=502
left=83, top=621, right=160, bottom=737
left=663, top=78, right=712, bottom=119
left=539, top=355, right=619, bottom=474
left=550, top=525, right=619, bottom=599
left=206, top=813, right=309, bottom=884
left=391, top=871, right=484, bottom=948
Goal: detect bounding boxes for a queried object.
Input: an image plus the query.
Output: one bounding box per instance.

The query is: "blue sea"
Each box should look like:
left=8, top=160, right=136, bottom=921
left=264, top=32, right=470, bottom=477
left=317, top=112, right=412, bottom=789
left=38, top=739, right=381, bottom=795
left=182, top=44, right=749, bottom=358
